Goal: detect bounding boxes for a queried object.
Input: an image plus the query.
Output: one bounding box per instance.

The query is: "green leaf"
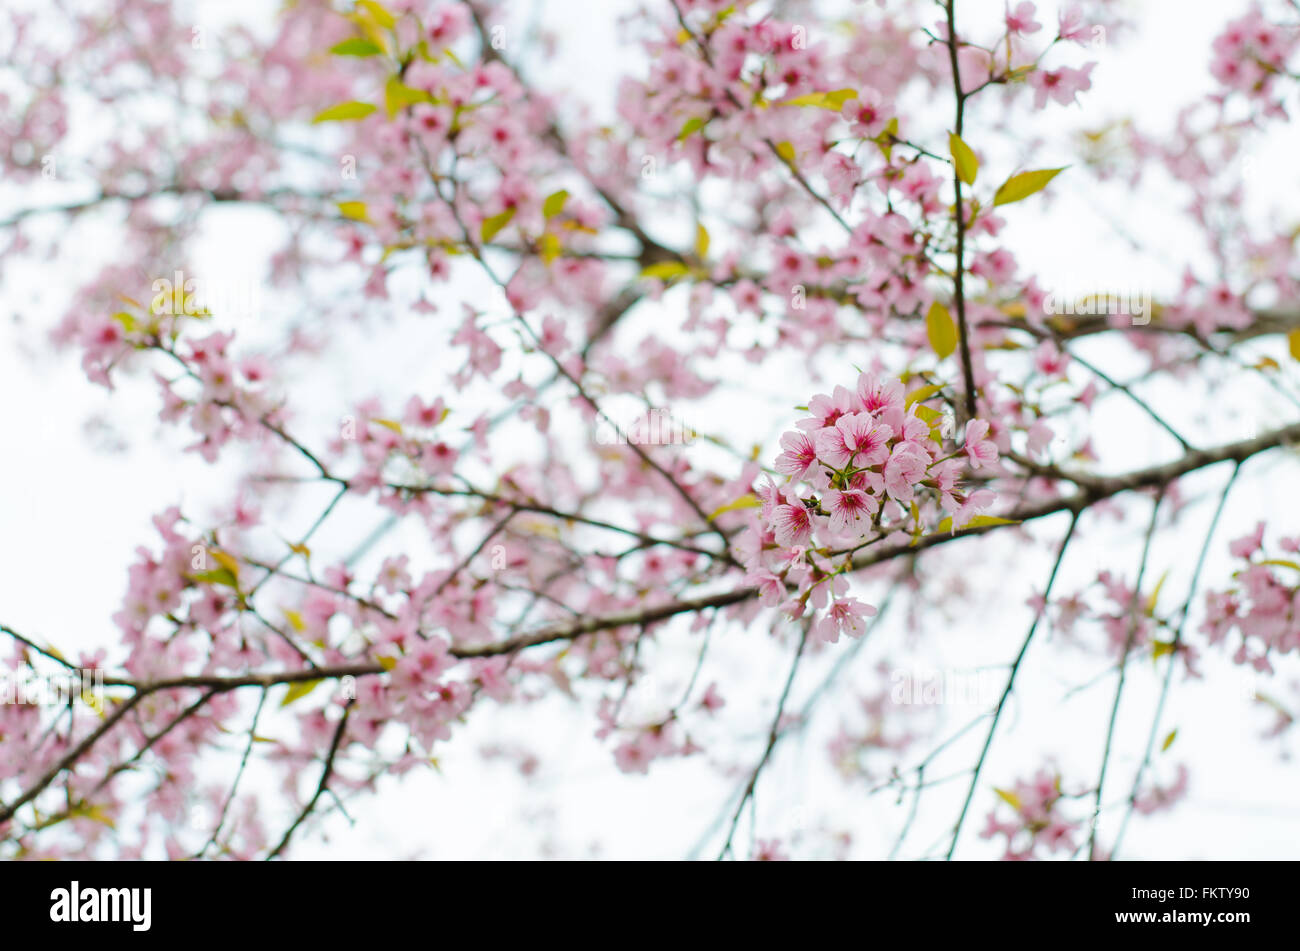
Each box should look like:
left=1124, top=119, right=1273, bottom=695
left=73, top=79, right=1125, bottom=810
left=72, top=804, right=117, bottom=829
left=926, top=300, right=957, bottom=360
left=993, top=787, right=1022, bottom=811
left=694, top=223, right=710, bottom=261
left=1162, top=728, right=1178, bottom=752
left=1152, top=640, right=1176, bottom=661
left=904, top=382, right=945, bottom=407
left=188, top=568, right=238, bottom=589
left=384, top=75, right=433, bottom=117
left=782, top=88, right=857, bottom=110
left=1260, top=558, right=1300, bottom=571
left=356, top=0, right=396, bottom=28
left=935, top=514, right=1021, bottom=533
left=479, top=207, right=516, bottom=243
left=111, top=311, right=138, bottom=333
left=1288, top=328, right=1300, bottom=362
left=993, top=167, right=1066, bottom=206
left=709, top=493, right=761, bottom=520
left=542, top=190, right=569, bottom=219
left=640, top=261, right=691, bottom=281
left=774, top=140, right=796, bottom=163
left=678, top=116, right=707, bottom=141
left=337, top=200, right=369, bottom=222
left=280, top=679, right=323, bottom=707
left=329, top=38, right=383, bottom=57
left=1145, top=569, right=1169, bottom=617
left=539, top=231, right=562, bottom=265
left=948, top=132, right=978, bottom=186
left=312, top=101, right=377, bottom=123
left=876, top=117, right=899, bottom=160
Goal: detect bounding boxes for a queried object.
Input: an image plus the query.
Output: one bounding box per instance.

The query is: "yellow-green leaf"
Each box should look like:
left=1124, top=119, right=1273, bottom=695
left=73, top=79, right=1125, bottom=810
left=678, top=116, right=706, bottom=141
left=280, top=679, right=323, bottom=707
left=993, top=787, right=1022, bottom=811
left=709, top=493, right=761, bottom=520
left=1152, top=639, right=1176, bottom=661
left=926, top=300, right=957, bottom=360
left=640, top=261, right=691, bottom=282
left=774, top=140, right=796, bottom=163
left=694, top=223, right=710, bottom=261
left=188, top=567, right=238, bottom=589
left=312, top=101, right=377, bottom=123
left=338, top=201, right=369, bottom=222
left=371, top=417, right=403, bottom=434
left=73, top=804, right=117, bottom=829
left=330, top=38, right=383, bottom=56
left=542, top=190, right=569, bottom=219
left=480, top=207, right=516, bottom=243
left=1260, top=558, right=1300, bottom=571
left=356, top=0, right=396, bottom=28
left=1162, top=728, right=1178, bottom=751
left=948, top=132, right=978, bottom=186
left=782, top=88, right=857, bottom=110
left=1288, top=328, right=1300, bottom=362
left=377, top=654, right=398, bottom=672
left=1145, top=569, right=1169, bottom=617
left=936, top=514, right=1021, bottom=533
left=539, top=231, right=562, bottom=265
left=210, top=549, right=241, bottom=580
left=993, top=167, right=1066, bottom=206
left=904, top=382, right=945, bottom=407
left=384, top=75, right=432, bottom=117
left=282, top=609, right=306, bottom=632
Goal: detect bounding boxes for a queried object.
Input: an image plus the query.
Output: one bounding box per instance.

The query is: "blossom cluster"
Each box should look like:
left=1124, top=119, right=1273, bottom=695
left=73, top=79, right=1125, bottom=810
left=1202, top=523, right=1300, bottom=673
left=741, top=372, right=999, bottom=643
left=979, top=769, right=1083, bottom=860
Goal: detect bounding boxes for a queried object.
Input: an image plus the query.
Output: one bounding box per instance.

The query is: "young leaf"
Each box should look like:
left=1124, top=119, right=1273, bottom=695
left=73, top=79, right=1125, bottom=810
left=948, top=132, right=978, bottom=186
left=542, top=190, right=569, bottom=219
left=337, top=201, right=369, bottom=222
left=926, top=300, right=957, bottom=360
left=1145, top=569, right=1169, bottom=616
left=210, top=549, right=241, bottom=580
left=993, top=787, right=1022, bottom=811
left=993, top=167, right=1066, bottom=206
left=935, top=514, right=1021, bottom=533
left=356, top=0, right=396, bottom=28
left=329, top=38, right=383, bottom=57
left=188, top=567, right=238, bottom=589
left=708, top=493, right=761, bottom=520
left=384, top=76, right=432, bottom=117
left=312, top=101, right=377, bottom=123
left=782, top=88, right=857, bottom=110
left=480, top=207, right=516, bottom=243
left=904, top=382, right=945, bottom=407
left=1288, top=328, right=1300, bottom=362
left=1162, top=728, right=1178, bottom=751
left=694, top=223, right=710, bottom=261
left=640, top=261, right=691, bottom=281
left=280, top=679, right=323, bottom=707
left=678, top=116, right=706, bottom=141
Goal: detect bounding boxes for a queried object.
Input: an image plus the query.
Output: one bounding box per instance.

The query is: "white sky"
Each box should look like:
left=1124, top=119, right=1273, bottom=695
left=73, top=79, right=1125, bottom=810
left=1, top=0, right=1298, bottom=859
